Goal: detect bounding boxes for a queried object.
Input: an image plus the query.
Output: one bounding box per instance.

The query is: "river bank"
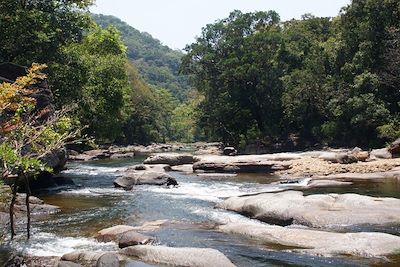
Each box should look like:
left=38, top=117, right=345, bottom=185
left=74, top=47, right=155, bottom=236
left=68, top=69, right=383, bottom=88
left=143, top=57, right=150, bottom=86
left=0, top=143, right=399, bottom=266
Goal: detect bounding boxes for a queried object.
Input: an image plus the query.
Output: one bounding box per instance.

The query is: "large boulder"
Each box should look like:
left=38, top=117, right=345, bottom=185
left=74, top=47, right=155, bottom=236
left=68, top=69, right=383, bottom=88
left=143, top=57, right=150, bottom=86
left=114, top=172, right=178, bottom=190
left=121, top=245, right=236, bottom=267
left=219, top=223, right=400, bottom=258
left=369, top=148, right=392, bottom=160
left=193, top=154, right=294, bottom=173
left=144, top=154, right=198, bottom=166
left=216, top=191, right=400, bottom=228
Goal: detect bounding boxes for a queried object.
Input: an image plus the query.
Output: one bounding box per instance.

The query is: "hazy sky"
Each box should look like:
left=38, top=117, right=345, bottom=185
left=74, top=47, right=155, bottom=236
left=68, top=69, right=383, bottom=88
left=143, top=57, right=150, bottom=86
left=91, top=0, right=351, bottom=50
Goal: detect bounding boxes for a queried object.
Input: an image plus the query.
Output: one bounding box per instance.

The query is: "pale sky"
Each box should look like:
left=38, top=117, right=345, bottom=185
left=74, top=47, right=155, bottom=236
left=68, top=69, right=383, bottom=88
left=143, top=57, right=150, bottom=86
left=91, top=0, right=351, bottom=50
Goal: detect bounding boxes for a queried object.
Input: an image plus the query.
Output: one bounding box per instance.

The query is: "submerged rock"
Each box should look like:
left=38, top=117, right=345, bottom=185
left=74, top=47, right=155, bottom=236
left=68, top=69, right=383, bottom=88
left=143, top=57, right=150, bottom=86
left=219, top=223, right=400, bottom=258
left=121, top=245, right=236, bottom=267
left=113, top=171, right=178, bottom=190
left=216, top=191, right=400, bottom=228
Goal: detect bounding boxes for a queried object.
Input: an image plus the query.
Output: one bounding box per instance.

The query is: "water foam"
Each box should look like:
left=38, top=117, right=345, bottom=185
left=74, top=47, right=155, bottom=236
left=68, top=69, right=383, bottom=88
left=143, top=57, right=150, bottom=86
left=11, top=232, right=117, bottom=257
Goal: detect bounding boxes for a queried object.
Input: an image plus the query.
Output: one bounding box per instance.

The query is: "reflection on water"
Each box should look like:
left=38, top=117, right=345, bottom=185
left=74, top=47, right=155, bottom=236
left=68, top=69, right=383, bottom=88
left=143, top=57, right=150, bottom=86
left=1, top=157, right=399, bottom=266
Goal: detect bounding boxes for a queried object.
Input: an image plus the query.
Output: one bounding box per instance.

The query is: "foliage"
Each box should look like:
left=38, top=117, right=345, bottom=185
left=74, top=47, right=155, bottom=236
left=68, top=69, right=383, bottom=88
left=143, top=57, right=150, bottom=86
left=0, top=0, right=93, bottom=65
left=50, top=26, right=130, bottom=143
left=182, top=2, right=400, bottom=148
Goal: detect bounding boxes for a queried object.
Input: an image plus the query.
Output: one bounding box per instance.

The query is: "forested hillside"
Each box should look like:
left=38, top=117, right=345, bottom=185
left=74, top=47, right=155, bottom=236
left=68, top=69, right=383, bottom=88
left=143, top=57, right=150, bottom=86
left=92, top=14, right=191, bottom=101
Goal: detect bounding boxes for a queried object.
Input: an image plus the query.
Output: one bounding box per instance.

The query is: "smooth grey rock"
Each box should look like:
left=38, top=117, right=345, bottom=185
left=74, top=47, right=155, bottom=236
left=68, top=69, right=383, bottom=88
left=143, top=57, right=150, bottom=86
left=144, top=154, right=198, bottom=166
left=216, top=191, right=400, bottom=228
left=96, top=253, right=119, bottom=267
left=96, top=225, right=137, bottom=242
left=219, top=223, right=400, bottom=257
left=114, top=172, right=177, bottom=190
left=118, top=231, right=154, bottom=248
left=369, top=148, right=392, bottom=160
left=61, top=251, right=123, bottom=267
left=121, top=245, right=236, bottom=267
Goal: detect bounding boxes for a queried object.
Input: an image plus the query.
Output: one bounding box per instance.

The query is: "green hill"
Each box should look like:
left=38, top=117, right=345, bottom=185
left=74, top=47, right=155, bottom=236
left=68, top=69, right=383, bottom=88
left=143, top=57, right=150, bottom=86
left=92, top=14, right=190, bottom=101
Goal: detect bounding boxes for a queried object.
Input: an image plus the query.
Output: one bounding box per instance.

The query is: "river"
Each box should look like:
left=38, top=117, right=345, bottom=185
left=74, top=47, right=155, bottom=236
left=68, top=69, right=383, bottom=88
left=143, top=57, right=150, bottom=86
left=1, top=156, right=399, bottom=266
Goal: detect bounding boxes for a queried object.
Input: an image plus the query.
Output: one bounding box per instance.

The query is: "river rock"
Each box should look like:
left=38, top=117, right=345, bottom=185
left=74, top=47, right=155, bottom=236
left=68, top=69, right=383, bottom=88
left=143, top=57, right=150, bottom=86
left=144, top=154, right=198, bottom=166
left=118, top=231, right=154, bottom=248
left=369, top=148, right=392, bottom=160
left=96, top=225, right=154, bottom=247
left=216, top=191, right=400, bottom=228
left=96, top=225, right=137, bottom=242
left=96, top=253, right=119, bottom=267
left=218, top=223, right=400, bottom=258
left=121, top=245, right=236, bottom=267
left=114, top=171, right=178, bottom=190
left=61, top=251, right=122, bottom=267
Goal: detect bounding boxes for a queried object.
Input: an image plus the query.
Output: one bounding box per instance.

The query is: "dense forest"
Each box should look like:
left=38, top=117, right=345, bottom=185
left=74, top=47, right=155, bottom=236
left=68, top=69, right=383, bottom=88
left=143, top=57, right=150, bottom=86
left=0, top=0, right=399, bottom=154
left=182, top=0, right=400, bottom=149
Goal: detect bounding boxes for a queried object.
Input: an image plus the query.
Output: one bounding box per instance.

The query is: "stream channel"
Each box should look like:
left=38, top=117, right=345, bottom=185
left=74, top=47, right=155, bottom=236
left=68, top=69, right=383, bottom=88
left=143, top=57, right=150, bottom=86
left=1, top=156, right=400, bottom=266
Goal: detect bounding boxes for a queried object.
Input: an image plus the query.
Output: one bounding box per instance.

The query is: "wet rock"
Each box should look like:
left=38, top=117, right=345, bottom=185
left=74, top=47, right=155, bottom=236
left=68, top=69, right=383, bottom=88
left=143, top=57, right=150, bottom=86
left=369, top=148, right=392, bottom=160
left=219, top=223, right=400, bottom=258
left=118, top=231, right=154, bottom=248
left=114, top=171, right=177, bottom=190
left=216, top=191, right=400, bottom=228
left=144, top=154, right=198, bottom=166
left=96, top=253, right=119, bottom=267
left=121, top=245, right=236, bottom=267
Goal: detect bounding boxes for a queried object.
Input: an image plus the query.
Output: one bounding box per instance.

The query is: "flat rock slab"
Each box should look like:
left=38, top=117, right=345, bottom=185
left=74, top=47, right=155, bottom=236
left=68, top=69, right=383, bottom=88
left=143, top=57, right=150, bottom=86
left=144, top=154, right=198, bottom=166
left=216, top=191, right=400, bottom=228
left=219, top=223, right=400, bottom=258
left=114, top=171, right=177, bottom=190
left=96, top=225, right=154, bottom=248
left=315, top=170, right=400, bottom=180
left=121, top=245, right=236, bottom=267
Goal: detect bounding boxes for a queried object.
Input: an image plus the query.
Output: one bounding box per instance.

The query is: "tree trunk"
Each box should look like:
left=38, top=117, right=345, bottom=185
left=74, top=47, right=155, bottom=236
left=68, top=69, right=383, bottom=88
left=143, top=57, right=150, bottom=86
left=24, top=174, right=31, bottom=239
left=9, top=182, right=18, bottom=239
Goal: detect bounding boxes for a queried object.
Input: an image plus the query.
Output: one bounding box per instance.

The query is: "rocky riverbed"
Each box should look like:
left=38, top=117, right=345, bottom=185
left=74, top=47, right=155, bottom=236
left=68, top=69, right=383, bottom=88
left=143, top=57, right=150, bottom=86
left=1, top=143, right=400, bottom=266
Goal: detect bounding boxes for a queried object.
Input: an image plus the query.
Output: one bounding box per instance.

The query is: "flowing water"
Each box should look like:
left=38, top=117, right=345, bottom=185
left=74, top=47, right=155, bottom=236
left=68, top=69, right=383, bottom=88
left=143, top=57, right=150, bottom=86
left=1, top=157, right=399, bottom=266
